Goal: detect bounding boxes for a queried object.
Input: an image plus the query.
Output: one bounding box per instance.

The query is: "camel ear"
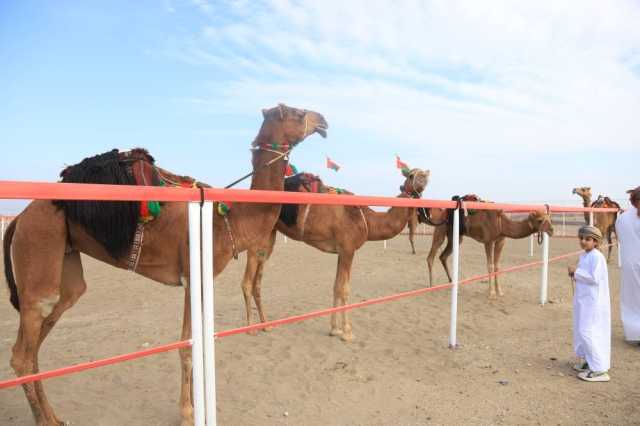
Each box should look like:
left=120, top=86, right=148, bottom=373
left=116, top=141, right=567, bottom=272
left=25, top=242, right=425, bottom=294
left=262, top=108, right=269, bottom=118
left=425, top=169, right=431, bottom=177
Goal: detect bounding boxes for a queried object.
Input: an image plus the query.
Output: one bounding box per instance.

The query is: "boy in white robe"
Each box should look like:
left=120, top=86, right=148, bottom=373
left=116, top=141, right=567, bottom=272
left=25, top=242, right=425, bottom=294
left=616, top=186, right=640, bottom=343
left=568, top=225, right=611, bottom=382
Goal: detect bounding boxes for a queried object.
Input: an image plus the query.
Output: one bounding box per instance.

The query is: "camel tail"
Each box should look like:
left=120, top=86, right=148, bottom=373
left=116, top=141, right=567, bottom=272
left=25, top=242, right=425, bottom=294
left=3, top=218, right=20, bottom=311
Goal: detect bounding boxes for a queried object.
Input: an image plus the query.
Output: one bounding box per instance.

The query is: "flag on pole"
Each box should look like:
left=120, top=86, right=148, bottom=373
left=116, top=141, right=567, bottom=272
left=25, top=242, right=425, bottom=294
left=326, top=157, right=341, bottom=172
left=395, top=154, right=409, bottom=170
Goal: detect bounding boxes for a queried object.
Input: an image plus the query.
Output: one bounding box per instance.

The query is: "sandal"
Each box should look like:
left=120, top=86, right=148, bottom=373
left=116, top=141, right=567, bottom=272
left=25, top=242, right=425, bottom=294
left=578, top=370, right=610, bottom=382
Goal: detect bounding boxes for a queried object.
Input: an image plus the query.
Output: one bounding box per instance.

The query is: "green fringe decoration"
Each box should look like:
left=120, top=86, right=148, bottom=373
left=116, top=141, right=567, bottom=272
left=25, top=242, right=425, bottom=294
left=148, top=201, right=161, bottom=217
left=217, top=202, right=231, bottom=216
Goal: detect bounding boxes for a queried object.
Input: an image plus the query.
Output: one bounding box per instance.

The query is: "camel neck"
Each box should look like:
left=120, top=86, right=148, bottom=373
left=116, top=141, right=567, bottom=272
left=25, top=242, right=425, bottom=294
left=499, top=213, right=536, bottom=239
left=362, top=199, right=413, bottom=241
left=249, top=132, right=289, bottom=192
left=580, top=196, right=591, bottom=223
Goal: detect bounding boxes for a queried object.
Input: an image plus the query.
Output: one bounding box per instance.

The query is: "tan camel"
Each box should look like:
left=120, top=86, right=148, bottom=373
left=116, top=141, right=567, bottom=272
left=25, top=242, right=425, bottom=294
left=2, top=103, right=328, bottom=426
left=424, top=196, right=553, bottom=299
left=240, top=168, right=430, bottom=342
left=572, top=186, right=620, bottom=261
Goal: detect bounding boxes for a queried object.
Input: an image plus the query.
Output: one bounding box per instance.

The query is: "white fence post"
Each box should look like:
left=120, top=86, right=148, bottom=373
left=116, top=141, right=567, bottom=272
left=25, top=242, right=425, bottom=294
left=562, top=213, right=566, bottom=237
left=540, top=232, right=549, bottom=305
left=383, top=240, right=387, bottom=249
left=0, top=217, right=4, bottom=241
left=200, top=201, right=217, bottom=426
left=283, top=235, right=288, bottom=244
left=188, top=202, right=206, bottom=426
left=529, top=234, right=534, bottom=257
left=589, top=211, right=594, bottom=226
left=449, top=207, right=460, bottom=349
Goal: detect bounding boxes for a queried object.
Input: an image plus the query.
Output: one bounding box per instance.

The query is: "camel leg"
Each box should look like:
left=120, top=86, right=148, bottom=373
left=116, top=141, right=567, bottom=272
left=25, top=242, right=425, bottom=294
left=484, top=242, right=496, bottom=300
left=333, top=251, right=355, bottom=342
left=426, top=225, right=446, bottom=287
left=252, top=230, right=277, bottom=332
left=493, top=238, right=506, bottom=297
left=408, top=212, right=417, bottom=255
left=606, top=228, right=613, bottom=263
left=11, top=277, right=84, bottom=426
left=438, top=229, right=459, bottom=284
left=31, top=251, right=87, bottom=424
left=178, top=285, right=194, bottom=426
left=240, top=252, right=260, bottom=336
left=11, top=306, right=58, bottom=426
left=9, top=211, right=75, bottom=425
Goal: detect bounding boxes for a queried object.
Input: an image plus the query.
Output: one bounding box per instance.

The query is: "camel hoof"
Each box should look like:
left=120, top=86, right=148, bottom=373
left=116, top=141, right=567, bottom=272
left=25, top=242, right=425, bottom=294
left=246, top=329, right=259, bottom=336
left=181, top=419, right=194, bottom=426
left=341, top=333, right=355, bottom=342
left=488, top=294, right=498, bottom=301
left=330, top=328, right=344, bottom=337
left=262, top=326, right=274, bottom=332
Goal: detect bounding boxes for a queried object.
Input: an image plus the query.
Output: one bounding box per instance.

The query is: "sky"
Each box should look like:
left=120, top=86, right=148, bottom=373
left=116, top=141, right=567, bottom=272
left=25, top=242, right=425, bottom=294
left=1, top=0, right=639, bottom=214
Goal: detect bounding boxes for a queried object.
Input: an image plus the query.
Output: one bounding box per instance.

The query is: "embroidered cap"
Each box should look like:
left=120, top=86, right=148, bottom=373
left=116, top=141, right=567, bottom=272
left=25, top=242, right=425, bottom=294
left=578, top=225, right=603, bottom=242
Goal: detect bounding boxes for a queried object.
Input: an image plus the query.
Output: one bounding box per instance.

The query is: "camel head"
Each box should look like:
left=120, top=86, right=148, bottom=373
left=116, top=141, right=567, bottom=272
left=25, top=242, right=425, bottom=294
left=572, top=186, right=592, bottom=200
left=400, top=168, right=430, bottom=198
left=256, top=103, right=328, bottom=147
left=528, top=210, right=554, bottom=237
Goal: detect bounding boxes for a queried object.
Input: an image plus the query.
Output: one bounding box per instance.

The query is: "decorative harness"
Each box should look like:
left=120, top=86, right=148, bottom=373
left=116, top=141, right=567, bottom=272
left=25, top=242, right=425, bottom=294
left=126, top=108, right=312, bottom=268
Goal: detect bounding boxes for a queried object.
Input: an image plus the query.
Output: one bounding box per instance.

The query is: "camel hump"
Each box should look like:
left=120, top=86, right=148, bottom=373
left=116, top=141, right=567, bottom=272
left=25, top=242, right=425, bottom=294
left=55, top=148, right=166, bottom=260
left=604, top=197, right=621, bottom=209
left=118, top=147, right=155, bottom=164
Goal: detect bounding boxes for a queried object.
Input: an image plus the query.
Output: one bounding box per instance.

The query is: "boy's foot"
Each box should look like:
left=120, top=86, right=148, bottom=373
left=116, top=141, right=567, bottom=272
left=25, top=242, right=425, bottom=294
left=572, top=361, right=589, bottom=372
left=578, top=370, right=610, bottom=382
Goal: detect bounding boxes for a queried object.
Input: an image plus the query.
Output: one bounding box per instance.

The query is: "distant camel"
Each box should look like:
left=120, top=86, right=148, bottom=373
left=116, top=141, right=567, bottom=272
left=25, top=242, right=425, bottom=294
left=242, top=168, right=430, bottom=341
left=423, top=195, right=554, bottom=299
left=572, top=186, right=620, bottom=262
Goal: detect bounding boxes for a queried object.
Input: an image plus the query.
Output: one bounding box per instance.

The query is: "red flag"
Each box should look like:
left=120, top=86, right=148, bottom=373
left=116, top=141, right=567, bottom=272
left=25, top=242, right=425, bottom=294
left=396, top=155, right=408, bottom=170
left=326, top=157, right=341, bottom=172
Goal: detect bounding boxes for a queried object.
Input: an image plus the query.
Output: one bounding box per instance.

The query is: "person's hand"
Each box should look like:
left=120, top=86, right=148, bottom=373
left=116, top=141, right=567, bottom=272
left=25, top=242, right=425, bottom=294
left=568, top=265, right=576, bottom=278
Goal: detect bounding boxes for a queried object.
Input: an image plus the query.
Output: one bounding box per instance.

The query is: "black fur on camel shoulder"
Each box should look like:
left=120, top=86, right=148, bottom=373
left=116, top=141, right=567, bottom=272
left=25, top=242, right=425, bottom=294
left=53, top=149, right=149, bottom=259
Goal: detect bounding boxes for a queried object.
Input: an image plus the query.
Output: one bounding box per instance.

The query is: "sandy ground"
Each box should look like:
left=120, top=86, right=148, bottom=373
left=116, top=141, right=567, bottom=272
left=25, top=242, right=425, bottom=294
left=1, top=230, right=638, bottom=425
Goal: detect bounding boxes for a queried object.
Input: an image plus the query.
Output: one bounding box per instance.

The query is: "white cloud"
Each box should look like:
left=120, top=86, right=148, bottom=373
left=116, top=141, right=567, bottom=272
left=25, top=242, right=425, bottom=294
left=165, top=0, right=639, bottom=201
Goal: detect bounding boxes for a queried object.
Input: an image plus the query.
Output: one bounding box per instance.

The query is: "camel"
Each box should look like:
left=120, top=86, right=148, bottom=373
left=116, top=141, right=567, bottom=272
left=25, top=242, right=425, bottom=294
left=239, top=167, right=430, bottom=342
left=2, top=103, right=328, bottom=426
left=572, top=186, right=620, bottom=261
left=421, top=196, right=553, bottom=299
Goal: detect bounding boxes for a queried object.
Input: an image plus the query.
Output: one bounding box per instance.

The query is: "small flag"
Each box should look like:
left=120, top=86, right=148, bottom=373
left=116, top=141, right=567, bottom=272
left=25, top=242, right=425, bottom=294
left=285, top=163, right=298, bottom=177
left=326, top=157, right=341, bottom=172
left=396, top=155, right=409, bottom=170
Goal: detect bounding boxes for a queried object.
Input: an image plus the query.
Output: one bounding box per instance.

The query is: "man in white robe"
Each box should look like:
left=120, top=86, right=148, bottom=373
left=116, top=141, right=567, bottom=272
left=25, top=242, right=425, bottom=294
left=569, top=225, right=611, bottom=382
left=616, top=186, right=640, bottom=342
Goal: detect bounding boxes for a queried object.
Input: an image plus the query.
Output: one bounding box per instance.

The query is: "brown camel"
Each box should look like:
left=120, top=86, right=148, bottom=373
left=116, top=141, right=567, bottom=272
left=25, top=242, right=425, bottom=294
left=2, top=103, right=328, bottom=426
left=572, top=186, right=620, bottom=261
left=240, top=167, right=430, bottom=342
left=423, top=196, right=553, bottom=299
